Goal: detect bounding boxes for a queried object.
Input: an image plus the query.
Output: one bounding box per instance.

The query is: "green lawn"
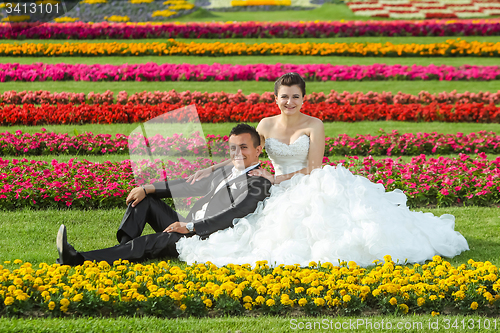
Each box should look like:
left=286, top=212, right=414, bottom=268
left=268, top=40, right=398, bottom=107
left=4, top=55, right=500, bottom=66
left=1, top=80, right=499, bottom=95
left=149, top=3, right=500, bottom=23
left=0, top=315, right=497, bottom=332
left=4, top=121, right=500, bottom=138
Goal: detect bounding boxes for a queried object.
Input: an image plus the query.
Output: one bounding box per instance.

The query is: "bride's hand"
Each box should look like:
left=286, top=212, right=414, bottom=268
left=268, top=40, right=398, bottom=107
left=186, top=167, right=212, bottom=184
left=248, top=168, right=274, bottom=184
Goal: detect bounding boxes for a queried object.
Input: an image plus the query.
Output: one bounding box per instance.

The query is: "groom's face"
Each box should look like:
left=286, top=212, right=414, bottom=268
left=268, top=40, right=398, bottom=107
left=229, top=133, right=262, bottom=170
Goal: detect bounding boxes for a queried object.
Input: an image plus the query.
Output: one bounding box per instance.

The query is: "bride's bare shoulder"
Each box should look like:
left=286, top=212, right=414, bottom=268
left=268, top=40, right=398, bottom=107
left=257, top=116, right=279, bottom=134
left=303, top=115, right=324, bottom=128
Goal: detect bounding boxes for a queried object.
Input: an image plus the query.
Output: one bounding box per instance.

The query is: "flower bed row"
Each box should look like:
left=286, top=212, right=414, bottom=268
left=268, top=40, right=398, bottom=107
left=1, top=39, right=500, bottom=57
left=4, top=63, right=500, bottom=82
left=1, top=153, right=499, bottom=209
left=3, top=129, right=500, bottom=158
left=4, top=20, right=500, bottom=39
left=2, top=102, right=500, bottom=125
left=2, top=257, right=499, bottom=317
left=348, top=0, right=500, bottom=19
left=2, top=89, right=500, bottom=106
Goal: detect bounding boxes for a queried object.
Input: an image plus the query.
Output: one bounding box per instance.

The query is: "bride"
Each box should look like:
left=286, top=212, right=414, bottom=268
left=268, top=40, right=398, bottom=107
left=177, top=72, right=469, bottom=267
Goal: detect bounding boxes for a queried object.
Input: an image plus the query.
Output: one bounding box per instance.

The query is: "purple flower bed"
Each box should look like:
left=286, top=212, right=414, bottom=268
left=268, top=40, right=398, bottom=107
left=2, top=89, right=500, bottom=106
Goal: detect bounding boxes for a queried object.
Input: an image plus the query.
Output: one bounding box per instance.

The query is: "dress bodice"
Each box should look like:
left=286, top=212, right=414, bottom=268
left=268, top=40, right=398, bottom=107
left=265, top=134, right=310, bottom=176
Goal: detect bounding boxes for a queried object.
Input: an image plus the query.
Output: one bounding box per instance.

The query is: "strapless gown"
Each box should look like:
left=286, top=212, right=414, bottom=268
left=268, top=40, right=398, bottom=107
left=176, top=134, right=469, bottom=267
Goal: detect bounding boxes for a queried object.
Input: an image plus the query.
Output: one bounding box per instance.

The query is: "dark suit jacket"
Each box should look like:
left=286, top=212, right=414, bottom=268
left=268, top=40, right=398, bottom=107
left=152, top=165, right=271, bottom=239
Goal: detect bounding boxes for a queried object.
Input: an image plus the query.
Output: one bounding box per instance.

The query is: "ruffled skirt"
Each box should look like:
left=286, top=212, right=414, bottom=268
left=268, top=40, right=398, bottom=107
left=176, top=164, right=469, bottom=267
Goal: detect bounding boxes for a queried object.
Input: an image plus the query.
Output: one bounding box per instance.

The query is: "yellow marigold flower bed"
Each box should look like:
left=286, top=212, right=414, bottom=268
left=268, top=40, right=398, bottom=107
left=35, top=0, right=61, bottom=4
left=53, top=17, right=80, bottom=23
left=152, top=10, right=178, bottom=17
left=231, top=0, right=291, bottom=6
left=129, top=0, right=155, bottom=3
left=1, top=39, right=500, bottom=57
left=2, top=15, right=30, bottom=22
left=104, top=15, right=130, bottom=22
left=80, top=0, right=106, bottom=3
left=1, top=256, right=500, bottom=317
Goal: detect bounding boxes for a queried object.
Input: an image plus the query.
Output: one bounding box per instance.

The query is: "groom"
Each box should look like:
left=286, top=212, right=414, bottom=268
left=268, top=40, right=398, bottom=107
left=56, top=124, right=272, bottom=266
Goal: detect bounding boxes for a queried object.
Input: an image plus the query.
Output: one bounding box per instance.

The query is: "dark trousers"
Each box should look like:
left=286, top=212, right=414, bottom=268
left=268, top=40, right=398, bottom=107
left=79, top=196, right=186, bottom=265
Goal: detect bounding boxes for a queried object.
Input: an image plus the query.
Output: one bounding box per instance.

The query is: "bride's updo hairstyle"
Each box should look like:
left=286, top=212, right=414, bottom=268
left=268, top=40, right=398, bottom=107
left=274, top=72, right=306, bottom=97
left=229, top=123, right=262, bottom=148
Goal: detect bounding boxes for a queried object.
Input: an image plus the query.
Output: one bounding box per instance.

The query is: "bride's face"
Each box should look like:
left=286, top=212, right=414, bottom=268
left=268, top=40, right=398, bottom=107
left=275, top=85, right=304, bottom=116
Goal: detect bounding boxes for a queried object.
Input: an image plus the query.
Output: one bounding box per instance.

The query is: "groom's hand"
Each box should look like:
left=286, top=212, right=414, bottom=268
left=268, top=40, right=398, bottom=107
left=164, top=222, right=191, bottom=234
left=126, top=186, right=146, bottom=207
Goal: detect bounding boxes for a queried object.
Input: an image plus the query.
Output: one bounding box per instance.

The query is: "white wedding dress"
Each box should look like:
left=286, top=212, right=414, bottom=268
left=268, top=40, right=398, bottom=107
left=176, top=134, right=469, bottom=267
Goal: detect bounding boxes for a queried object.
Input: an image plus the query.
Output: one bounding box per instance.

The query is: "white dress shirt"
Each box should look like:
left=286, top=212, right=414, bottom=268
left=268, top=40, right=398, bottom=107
left=193, top=162, right=261, bottom=220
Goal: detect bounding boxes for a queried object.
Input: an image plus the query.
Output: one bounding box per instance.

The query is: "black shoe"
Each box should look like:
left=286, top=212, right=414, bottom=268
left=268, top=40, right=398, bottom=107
left=56, top=225, right=84, bottom=266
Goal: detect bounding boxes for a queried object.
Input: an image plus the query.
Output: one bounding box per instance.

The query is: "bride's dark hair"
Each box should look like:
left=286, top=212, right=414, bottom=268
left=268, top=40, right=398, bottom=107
left=274, top=72, right=306, bottom=97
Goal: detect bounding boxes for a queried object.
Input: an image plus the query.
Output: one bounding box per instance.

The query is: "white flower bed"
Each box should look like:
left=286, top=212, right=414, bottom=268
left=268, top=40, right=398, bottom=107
left=347, top=0, right=500, bottom=18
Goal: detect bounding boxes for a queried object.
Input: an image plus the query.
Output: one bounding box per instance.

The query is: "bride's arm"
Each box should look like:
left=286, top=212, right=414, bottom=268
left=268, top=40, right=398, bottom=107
left=274, top=119, right=325, bottom=184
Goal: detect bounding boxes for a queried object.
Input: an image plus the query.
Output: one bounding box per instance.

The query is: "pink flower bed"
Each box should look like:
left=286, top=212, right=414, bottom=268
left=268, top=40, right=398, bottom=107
left=2, top=89, right=500, bottom=105
left=3, top=63, right=500, bottom=82
left=3, top=20, right=500, bottom=39
left=3, top=129, right=500, bottom=157
left=0, top=157, right=213, bottom=210
left=0, top=129, right=228, bottom=157
left=1, top=154, right=499, bottom=209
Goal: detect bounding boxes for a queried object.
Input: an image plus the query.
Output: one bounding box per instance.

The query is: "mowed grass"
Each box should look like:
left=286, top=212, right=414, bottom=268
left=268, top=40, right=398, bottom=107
left=1, top=315, right=495, bottom=333
left=2, top=80, right=500, bottom=95
left=4, top=121, right=500, bottom=138
left=163, top=4, right=394, bottom=22
left=0, top=205, right=496, bottom=267
left=4, top=55, right=500, bottom=66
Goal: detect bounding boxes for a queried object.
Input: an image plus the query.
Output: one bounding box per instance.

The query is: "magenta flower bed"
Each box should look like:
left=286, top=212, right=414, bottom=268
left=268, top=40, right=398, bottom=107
left=0, top=154, right=499, bottom=209
left=3, top=129, right=500, bottom=157
left=2, top=89, right=500, bottom=106
left=3, top=20, right=500, bottom=39
left=0, top=130, right=229, bottom=157
left=3, top=63, right=500, bottom=82
left=0, top=157, right=213, bottom=210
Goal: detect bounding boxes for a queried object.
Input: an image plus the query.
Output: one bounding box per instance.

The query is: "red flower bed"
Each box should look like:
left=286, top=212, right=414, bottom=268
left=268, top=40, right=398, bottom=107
left=2, top=102, right=500, bottom=125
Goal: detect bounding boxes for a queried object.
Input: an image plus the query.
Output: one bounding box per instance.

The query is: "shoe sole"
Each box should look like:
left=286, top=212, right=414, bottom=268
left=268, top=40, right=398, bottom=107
left=56, top=224, right=66, bottom=263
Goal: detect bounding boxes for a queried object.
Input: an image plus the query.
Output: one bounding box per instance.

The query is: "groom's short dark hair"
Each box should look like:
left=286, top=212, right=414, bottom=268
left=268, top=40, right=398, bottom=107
left=229, top=124, right=261, bottom=148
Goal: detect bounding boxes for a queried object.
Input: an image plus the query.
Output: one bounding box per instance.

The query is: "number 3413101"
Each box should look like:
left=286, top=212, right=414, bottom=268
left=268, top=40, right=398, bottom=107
left=4, top=3, right=61, bottom=14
